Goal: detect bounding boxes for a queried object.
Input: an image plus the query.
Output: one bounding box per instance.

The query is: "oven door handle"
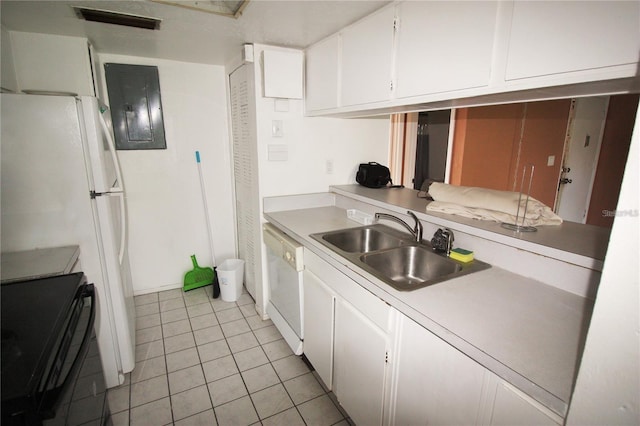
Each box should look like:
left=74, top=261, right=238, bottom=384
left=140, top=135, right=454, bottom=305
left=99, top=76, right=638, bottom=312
left=39, top=283, right=97, bottom=418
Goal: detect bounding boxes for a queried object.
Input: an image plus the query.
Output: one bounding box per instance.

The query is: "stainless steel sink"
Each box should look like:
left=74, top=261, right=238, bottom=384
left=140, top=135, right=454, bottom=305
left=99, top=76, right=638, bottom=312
left=311, top=224, right=490, bottom=291
left=360, top=245, right=462, bottom=290
left=320, top=226, right=406, bottom=253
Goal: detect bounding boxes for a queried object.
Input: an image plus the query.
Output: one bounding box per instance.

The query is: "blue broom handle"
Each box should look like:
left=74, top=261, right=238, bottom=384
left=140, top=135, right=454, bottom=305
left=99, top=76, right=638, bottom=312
left=195, top=151, right=216, bottom=265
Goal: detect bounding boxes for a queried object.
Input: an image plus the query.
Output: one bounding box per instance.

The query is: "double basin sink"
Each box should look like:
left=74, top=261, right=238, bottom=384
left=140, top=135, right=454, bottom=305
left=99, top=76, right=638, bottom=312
left=311, top=224, right=490, bottom=291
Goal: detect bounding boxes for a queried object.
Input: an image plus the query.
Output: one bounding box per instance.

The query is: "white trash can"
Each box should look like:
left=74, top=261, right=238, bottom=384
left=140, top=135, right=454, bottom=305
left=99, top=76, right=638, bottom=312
left=217, top=259, right=245, bottom=302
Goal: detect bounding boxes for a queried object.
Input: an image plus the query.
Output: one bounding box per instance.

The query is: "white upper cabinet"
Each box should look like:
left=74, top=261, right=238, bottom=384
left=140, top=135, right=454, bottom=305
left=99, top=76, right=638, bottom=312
left=10, top=32, right=96, bottom=96
left=505, top=1, right=640, bottom=82
left=394, top=1, right=499, bottom=98
left=305, top=34, right=340, bottom=112
left=340, top=5, right=396, bottom=107
left=303, top=0, right=639, bottom=116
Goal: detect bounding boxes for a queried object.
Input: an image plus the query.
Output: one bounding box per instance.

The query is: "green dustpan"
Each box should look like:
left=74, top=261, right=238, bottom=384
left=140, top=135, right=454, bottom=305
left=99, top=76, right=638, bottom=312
left=183, top=254, right=214, bottom=292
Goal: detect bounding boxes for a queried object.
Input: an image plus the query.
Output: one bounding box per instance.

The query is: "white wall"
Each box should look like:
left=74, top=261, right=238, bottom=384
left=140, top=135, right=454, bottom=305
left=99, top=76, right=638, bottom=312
left=251, top=44, right=390, bottom=197
left=96, top=53, right=236, bottom=295
left=246, top=43, right=390, bottom=315
left=566, top=109, right=639, bottom=424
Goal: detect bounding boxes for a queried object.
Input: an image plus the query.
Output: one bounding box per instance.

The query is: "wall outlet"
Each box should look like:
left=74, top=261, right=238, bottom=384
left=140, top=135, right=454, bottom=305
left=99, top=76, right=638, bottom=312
left=547, top=155, right=555, bottom=166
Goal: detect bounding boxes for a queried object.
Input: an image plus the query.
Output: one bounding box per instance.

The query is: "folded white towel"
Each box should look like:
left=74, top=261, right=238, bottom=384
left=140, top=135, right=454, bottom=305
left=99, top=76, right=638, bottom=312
left=426, top=183, right=562, bottom=226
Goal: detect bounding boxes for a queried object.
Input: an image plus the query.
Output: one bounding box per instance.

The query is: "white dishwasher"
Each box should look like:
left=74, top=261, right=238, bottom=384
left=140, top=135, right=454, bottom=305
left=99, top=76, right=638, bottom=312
left=263, top=223, right=304, bottom=355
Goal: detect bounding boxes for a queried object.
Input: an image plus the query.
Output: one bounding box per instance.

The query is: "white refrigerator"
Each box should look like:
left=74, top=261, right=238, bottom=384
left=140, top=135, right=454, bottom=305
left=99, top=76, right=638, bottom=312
left=1, top=93, right=136, bottom=388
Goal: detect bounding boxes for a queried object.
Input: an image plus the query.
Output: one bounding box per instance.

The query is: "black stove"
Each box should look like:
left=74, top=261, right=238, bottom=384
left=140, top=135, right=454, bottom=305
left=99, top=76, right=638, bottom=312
left=1, top=273, right=110, bottom=425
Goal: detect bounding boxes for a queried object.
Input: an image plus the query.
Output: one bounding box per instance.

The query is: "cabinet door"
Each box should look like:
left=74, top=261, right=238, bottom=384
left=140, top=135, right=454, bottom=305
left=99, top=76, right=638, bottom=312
left=11, top=32, right=96, bottom=96
left=333, top=298, right=388, bottom=426
left=392, top=315, right=487, bottom=425
left=489, top=381, right=562, bottom=426
left=302, top=268, right=335, bottom=389
left=305, top=35, right=340, bottom=112
left=340, top=6, right=395, bottom=106
left=506, top=1, right=640, bottom=81
left=394, top=1, right=498, bottom=98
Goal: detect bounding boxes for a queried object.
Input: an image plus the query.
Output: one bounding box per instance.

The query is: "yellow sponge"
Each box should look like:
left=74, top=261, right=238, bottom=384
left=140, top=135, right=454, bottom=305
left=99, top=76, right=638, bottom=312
left=449, top=248, right=474, bottom=263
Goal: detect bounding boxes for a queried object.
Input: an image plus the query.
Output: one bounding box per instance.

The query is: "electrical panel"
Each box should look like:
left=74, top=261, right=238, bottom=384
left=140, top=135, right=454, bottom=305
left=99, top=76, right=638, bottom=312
left=104, top=63, right=166, bottom=150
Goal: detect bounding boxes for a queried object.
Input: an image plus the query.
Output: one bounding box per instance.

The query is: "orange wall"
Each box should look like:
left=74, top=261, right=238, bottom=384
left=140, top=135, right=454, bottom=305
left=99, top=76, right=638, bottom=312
left=449, top=108, right=467, bottom=186
left=451, top=100, right=570, bottom=208
left=517, top=99, right=571, bottom=208
left=451, top=103, right=523, bottom=190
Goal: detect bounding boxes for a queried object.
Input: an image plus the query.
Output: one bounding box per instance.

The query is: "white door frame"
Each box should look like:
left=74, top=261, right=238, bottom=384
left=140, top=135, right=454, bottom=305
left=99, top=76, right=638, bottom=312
left=555, top=96, right=609, bottom=222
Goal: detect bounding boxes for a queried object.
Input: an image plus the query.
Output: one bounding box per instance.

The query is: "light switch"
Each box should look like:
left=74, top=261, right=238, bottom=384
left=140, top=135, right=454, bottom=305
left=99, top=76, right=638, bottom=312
left=547, top=155, right=555, bottom=166
left=272, top=120, right=283, bottom=137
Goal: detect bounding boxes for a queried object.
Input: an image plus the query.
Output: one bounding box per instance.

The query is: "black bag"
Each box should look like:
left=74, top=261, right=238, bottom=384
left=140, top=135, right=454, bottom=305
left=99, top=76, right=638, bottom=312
left=356, top=162, right=392, bottom=188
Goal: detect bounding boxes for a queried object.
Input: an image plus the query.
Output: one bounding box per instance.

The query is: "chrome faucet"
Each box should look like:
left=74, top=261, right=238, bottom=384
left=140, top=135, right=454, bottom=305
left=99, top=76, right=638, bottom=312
left=374, top=211, right=423, bottom=243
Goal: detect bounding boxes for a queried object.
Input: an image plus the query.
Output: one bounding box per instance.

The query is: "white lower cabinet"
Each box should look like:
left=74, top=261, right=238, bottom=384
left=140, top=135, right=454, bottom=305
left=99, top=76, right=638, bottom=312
left=389, top=315, right=564, bottom=426
left=303, top=249, right=564, bottom=425
left=302, top=267, right=335, bottom=389
left=303, top=250, right=393, bottom=425
left=487, top=379, right=562, bottom=426
left=334, top=298, right=390, bottom=426
left=390, top=315, right=488, bottom=425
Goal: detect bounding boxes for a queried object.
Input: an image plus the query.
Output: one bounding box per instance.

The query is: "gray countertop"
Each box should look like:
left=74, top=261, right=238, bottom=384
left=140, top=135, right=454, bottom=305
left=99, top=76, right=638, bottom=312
left=1, top=245, right=80, bottom=283
left=265, top=204, right=593, bottom=417
left=332, top=184, right=610, bottom=268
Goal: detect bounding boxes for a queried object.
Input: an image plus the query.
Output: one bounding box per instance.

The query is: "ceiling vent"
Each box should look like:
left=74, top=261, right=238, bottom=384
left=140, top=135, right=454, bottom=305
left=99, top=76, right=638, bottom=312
left=150, top=1, right=249, bottom=19
left=74, top=7, right=162, bottom=30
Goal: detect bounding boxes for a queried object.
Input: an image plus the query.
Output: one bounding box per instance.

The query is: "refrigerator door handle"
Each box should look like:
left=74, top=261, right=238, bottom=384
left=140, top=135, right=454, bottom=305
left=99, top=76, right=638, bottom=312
left=115, top=191, right=127, bottom=264
left=90, top=190, right=127, bottom=263
left=98, top=108, right=124, bottom=193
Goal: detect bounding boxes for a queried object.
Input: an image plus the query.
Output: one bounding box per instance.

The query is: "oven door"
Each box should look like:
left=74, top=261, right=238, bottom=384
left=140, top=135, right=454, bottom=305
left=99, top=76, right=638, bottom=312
left=41, top=284, right=110, bottom=426
left=1, top=275, right=110, bottom=426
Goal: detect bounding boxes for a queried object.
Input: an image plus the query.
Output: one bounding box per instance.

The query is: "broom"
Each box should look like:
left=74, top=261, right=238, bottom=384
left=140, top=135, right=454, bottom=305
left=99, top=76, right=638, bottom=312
left=184, top=151, right=221, bottom=297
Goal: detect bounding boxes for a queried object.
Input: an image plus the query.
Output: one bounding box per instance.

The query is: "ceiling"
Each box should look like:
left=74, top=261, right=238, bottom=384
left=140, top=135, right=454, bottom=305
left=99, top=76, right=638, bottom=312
left=1, top=0, right=389, bottom=66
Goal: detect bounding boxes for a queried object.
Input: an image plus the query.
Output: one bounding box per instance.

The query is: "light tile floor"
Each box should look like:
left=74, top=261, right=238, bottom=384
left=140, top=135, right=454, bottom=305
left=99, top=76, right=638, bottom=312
left=107, top=286, right=350, bottom=426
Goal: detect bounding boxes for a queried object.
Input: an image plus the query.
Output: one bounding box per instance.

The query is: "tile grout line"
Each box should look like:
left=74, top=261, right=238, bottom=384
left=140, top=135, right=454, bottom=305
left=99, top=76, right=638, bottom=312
left=172, top=289, right=256, bottom=424
left=159, top=296, right=175, bottom=426
left=133, top=291, right=241, bottom=423
left=168, top=289, right=210, bottom=424
left=131, top=289, right=348, bottom=426
left=174, top=288, right=217, bottom=424
left=214, top=294, right=264, bottom=424
left=201, top=291, right=222, bottom=426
